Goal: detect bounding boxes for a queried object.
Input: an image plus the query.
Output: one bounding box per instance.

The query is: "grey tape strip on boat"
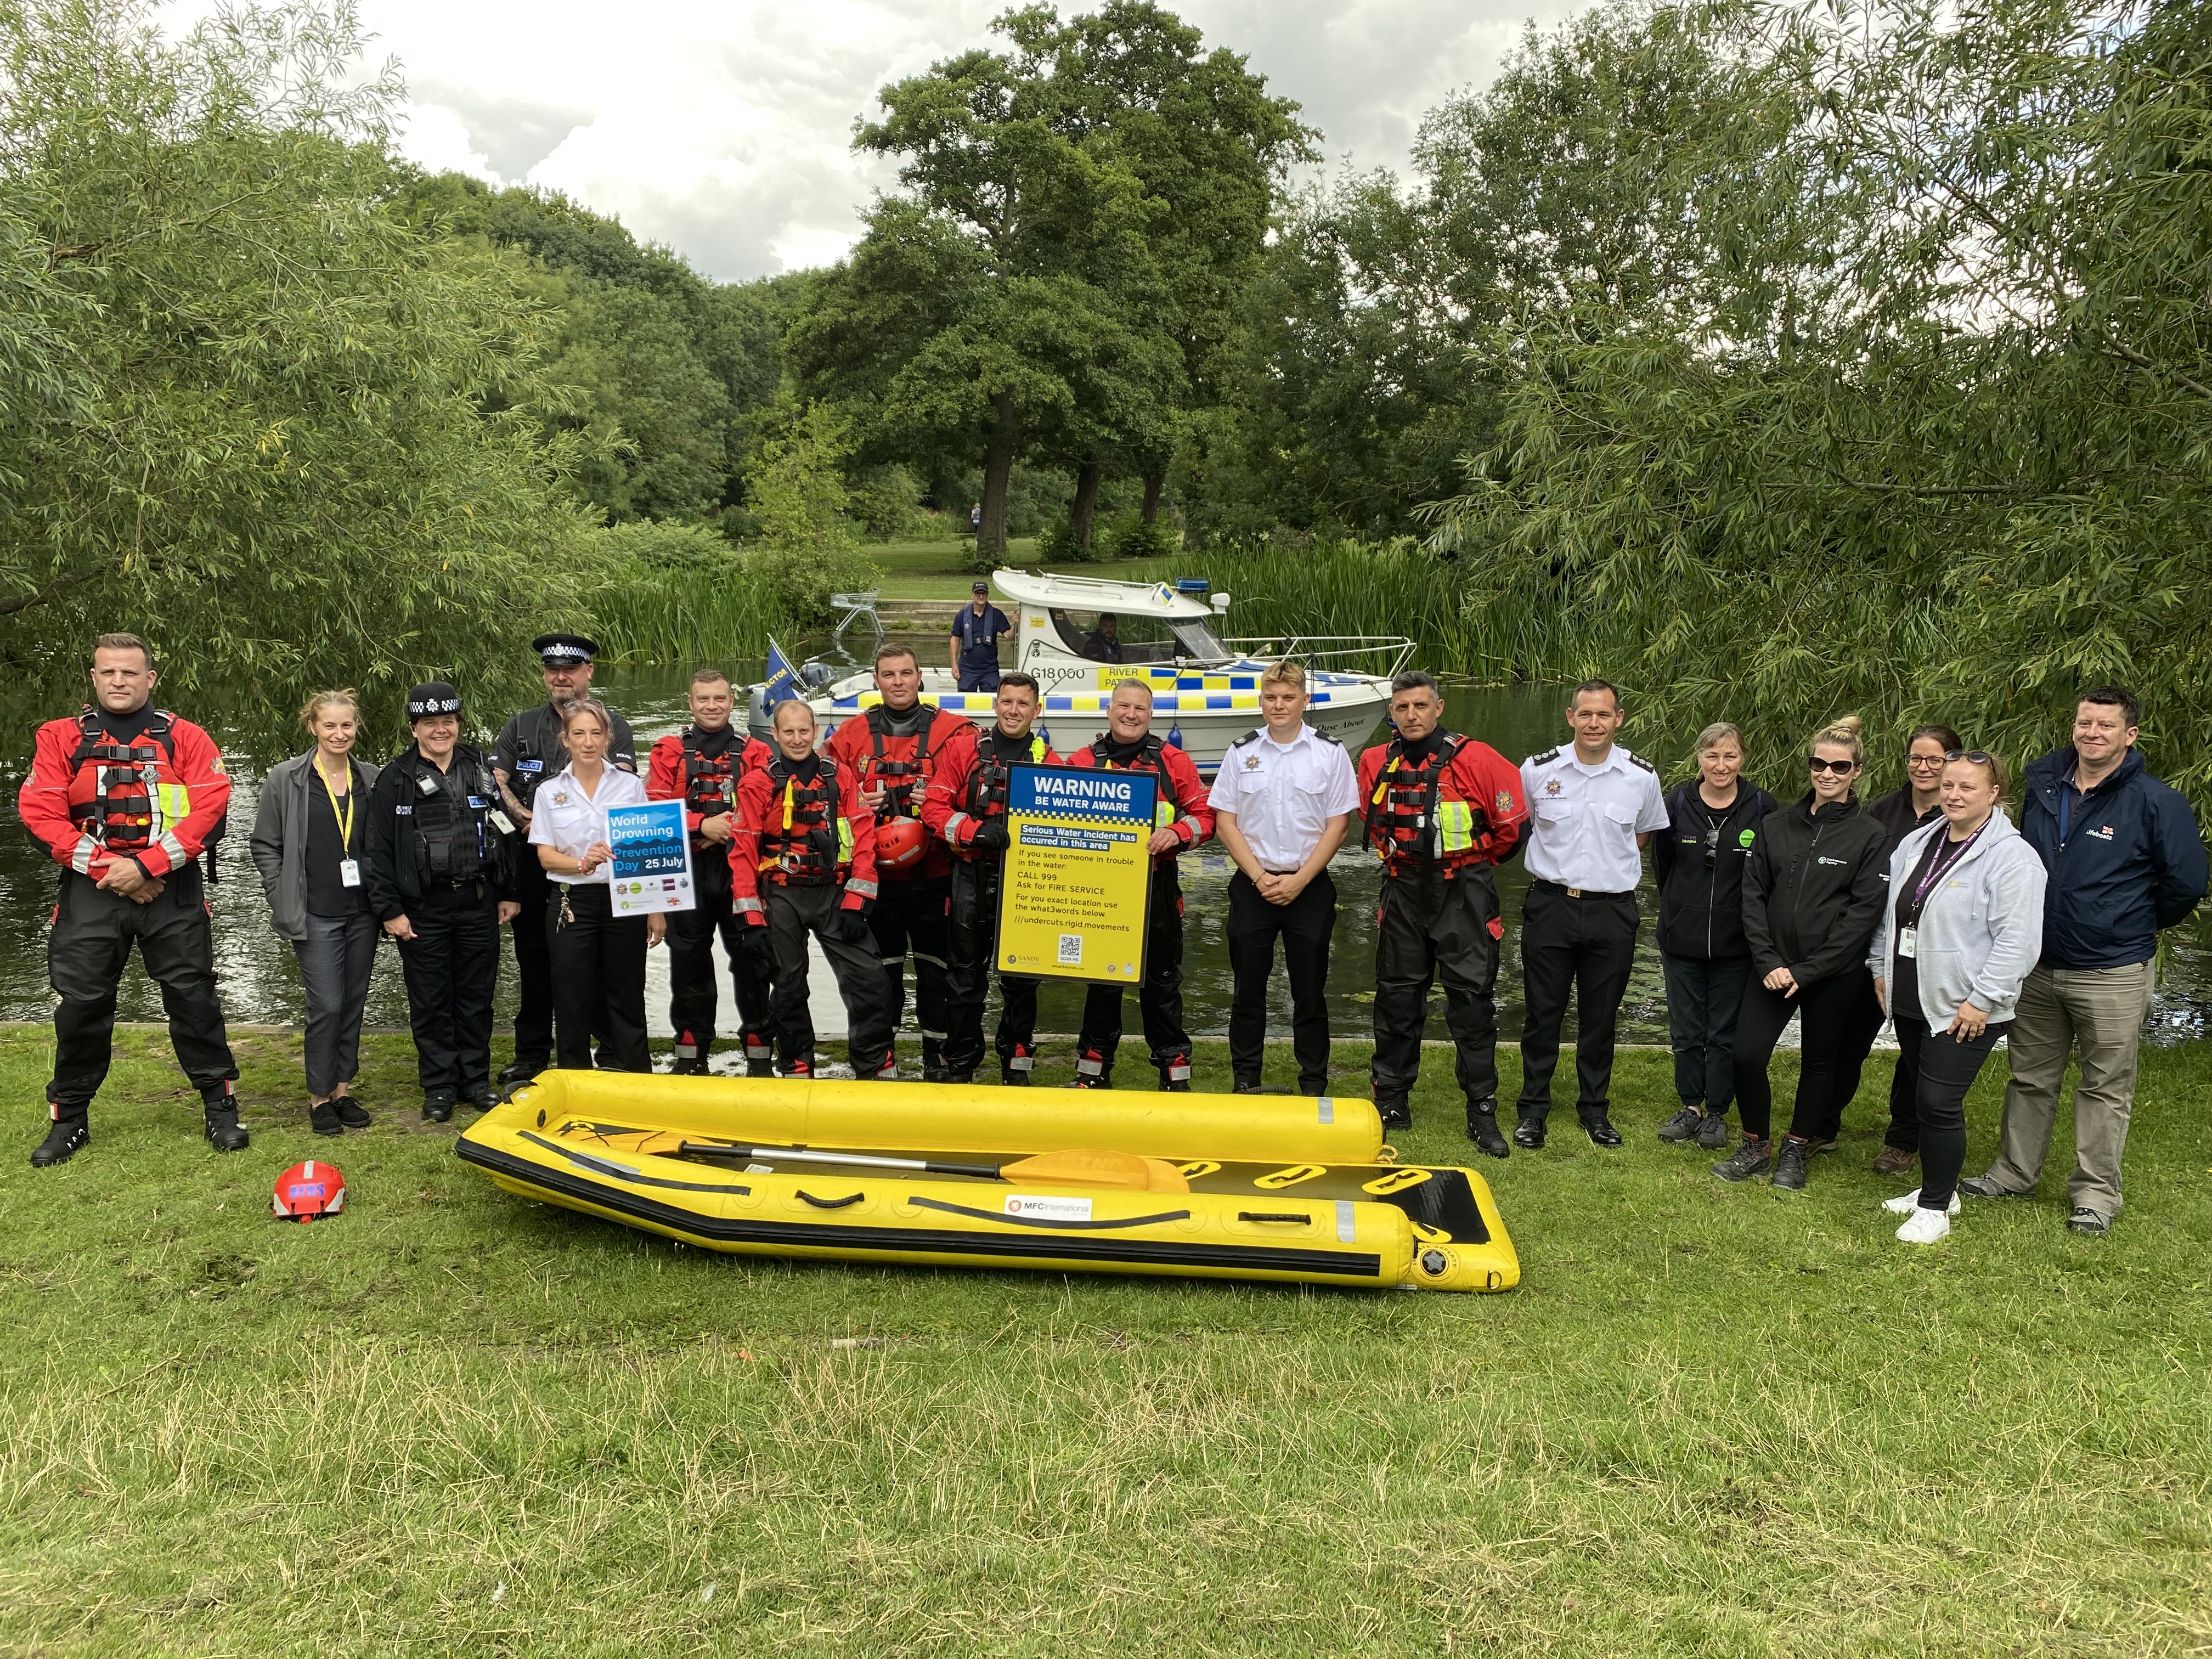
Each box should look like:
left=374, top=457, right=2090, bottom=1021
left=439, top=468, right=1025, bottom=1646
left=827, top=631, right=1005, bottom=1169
left=1318, top=1098, right=1334, bottom=1124
left=1336, top=1201, right=1356, bottom=1243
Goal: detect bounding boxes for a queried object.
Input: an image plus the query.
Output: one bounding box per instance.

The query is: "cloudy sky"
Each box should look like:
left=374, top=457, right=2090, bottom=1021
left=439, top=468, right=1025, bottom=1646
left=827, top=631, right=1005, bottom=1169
left=316, top=0, right=1579, bottom=283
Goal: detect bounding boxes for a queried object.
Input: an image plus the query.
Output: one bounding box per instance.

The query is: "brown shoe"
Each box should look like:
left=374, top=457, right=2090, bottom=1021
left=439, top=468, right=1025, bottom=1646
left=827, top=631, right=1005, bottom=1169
left=1871, top=1143, right=1916, bottom=1176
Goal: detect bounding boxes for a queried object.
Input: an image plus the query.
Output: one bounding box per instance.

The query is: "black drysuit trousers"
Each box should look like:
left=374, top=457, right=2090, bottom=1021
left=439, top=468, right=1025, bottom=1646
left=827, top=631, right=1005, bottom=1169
left=764, top=883, right=895, bottom=1076
left=664, top=854, right=774, bottom=1062
left=1370, top=866, right=1503, bottom=1109
left=944, top=854, right=1041, bottom=1077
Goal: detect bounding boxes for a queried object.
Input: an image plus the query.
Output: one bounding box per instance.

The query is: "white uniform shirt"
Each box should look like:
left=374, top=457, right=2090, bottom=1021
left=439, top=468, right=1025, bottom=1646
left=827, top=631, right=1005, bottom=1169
left=527, top=764, right=648, bottom=885
left=1519, top=744, right=1669, bottom=893
left=1206, top=724, right=1359, bottom=872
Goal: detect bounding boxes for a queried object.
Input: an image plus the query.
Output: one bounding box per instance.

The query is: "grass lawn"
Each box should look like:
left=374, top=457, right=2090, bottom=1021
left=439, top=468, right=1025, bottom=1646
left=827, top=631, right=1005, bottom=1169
left=2, top=1026, right=2206, bottom=1656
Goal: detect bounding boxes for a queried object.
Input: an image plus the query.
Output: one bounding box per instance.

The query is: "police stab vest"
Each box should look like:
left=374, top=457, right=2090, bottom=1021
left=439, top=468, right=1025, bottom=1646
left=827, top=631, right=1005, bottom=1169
left=758, top=756, right=855, bottom=886
left=402, top=751, right=509, bottom=889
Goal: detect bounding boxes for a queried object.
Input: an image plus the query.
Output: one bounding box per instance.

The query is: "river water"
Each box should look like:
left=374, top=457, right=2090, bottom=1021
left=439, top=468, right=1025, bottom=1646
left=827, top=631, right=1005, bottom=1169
left=2, top=663, right=2204, bottom=1055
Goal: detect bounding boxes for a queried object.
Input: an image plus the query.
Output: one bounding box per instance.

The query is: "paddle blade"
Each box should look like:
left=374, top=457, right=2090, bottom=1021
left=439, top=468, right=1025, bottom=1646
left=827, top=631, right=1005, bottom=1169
left=999, top=1149, right=1190, bottom=1193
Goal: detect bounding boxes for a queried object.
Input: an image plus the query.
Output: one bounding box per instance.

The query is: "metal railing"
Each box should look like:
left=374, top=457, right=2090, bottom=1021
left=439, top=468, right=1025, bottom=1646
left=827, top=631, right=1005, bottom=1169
left=1218, top=634, right=1417, bottom=678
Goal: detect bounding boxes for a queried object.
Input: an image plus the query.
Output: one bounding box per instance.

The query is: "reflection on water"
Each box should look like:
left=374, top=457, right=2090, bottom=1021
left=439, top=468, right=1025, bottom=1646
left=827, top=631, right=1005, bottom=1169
left=0, top=661, right=2203, bottom=1054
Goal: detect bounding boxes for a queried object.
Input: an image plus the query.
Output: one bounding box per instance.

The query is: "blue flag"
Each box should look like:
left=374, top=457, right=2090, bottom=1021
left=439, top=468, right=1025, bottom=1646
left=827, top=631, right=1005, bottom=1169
left=761, top=639, right=803, bottom=708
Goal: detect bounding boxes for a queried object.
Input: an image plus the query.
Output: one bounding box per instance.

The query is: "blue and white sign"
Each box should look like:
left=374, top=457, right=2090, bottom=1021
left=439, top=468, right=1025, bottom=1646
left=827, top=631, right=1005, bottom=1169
left=606, top=798, right=695, bottom=916
left=1007, top=766, right=1158, bottom=822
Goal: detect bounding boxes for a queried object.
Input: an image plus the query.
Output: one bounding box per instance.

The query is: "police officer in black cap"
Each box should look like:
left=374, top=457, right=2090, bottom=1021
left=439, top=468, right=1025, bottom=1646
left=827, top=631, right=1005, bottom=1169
left=364, top=683, right=519, bottom=1120
left=491, top=634, right=636, bottom=1084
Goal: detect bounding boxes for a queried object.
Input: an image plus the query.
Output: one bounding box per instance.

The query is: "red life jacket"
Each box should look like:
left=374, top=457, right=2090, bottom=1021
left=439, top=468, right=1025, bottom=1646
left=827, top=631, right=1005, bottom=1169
left=965, top=732, right=1052, bottom=820
left=1366, top=734, right=1492, bottom=876
left=861, top=706, right=948, bottom=819
left=756, top=757, right=855, bottom=887
left=680, top=729, right=746, bottom=840
left=66, top=708, right=189, bottom=856
left=1082, top=732, right=1185, bottom=832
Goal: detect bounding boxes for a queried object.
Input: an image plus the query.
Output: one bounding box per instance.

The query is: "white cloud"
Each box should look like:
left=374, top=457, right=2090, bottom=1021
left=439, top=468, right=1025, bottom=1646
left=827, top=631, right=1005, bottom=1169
left=178, top=0, right=1589, bottom=281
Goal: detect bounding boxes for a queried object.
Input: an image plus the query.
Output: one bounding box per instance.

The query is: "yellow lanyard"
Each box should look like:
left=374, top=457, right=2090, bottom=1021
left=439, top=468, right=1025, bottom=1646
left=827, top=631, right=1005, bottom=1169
left=315, top=757, right=354, bottom=850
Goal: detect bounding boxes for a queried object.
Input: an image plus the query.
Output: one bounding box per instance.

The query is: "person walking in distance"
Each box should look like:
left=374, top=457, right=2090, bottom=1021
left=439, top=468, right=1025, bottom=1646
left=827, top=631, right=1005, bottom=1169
left=1869, top=749, right=2046, bottom=1243
left=20, top=634, right=244, bottom=1165
left=1651, top=724, right=1775, bottom=1151
left=251, top=690, right=382, bottom=1135
left=1211, top=661, right=1361, bottom=1101
left=1960, top=689, right=2207, bottom=1233
left=1066, top=681, right=1215, bottom=1091
left=949, top=581, right=1013, bottom=694
left=646, top=668, right=776, bottom=1075
left=1354, top=671, right=1527, bottom=1147
left=1513, top=681, right=1669, bottom=1147
left=491, top=634, right=637, bottom=1086
left=824, top=644, right=968, bottom=1079
left=730, top=700, right=894, bottom=1080
left=363, top=683, right=520, bottom=1121
left=1713, top=717, right=1889, bottom=1190
left=921, top=673, right=1059, bottom=1084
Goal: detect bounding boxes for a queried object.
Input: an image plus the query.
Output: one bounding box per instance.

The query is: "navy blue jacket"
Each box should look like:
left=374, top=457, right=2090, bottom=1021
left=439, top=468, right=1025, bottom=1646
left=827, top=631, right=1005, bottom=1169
left=2019, top=747, right=2207, bottom=969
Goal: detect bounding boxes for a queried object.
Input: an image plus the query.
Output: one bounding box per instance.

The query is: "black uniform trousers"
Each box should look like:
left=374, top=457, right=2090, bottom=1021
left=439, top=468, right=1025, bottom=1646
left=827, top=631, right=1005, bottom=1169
left=665, top=853, right=774, bottom=1061
left=870, top=874, right=952, bottom=1069
left=507, top=850, right=556, bottom=1068
left=548, top=883, right=651, bottom=1074
left=1829, top=978, right=1908, bottom=1149
left=47, top=866, right=237, bottom=1116
left=395, top=879, right=502, bottom=1102
left=1515, top=881, right=1641, bottom=1121
left=944, top=854, right=1041, bottom=1077
left=1370, top=866, right=1503, bottom=1109
left=763, top=883, right=895, bottom=1076
left=1078, top=862, right=1190, bottom=1082
left=1227, top=868, right=1337, bottom=1093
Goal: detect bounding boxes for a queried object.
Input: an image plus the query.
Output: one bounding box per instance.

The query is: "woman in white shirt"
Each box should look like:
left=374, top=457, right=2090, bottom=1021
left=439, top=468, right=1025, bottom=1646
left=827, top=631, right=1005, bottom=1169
left=528, top=697, right=662, bottom=1071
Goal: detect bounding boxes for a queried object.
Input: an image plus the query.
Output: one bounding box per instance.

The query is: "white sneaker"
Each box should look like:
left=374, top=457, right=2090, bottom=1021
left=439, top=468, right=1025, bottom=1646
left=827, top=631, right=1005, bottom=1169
left=1895, top=1207, right=1953, bottom=1244
left=1882, top=1187, right=1961, bottom=1217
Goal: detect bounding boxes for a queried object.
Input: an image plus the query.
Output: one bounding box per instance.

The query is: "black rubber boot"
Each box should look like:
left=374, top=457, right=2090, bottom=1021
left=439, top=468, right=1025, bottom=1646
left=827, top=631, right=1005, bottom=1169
left=1001, top=1043, right=1035, bottom=1086
left=31, top=1115, right=88, bottom=1169
left=1073, top=1043, right=1111, bottom=1090
left=1464, top=1099, right=1509, bottom=1159
left=1375, top=1096, right=1413, bottom=1131
left=203, top=1086, right=249, bottom=1153
left=1158, top=1049, right=1193, bottom=1093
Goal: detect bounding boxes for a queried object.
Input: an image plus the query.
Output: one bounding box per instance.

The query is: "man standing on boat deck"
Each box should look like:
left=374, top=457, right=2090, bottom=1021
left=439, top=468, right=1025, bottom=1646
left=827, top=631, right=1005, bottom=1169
left=1356, top=670, right=1528, bottom=1149
left=1066, top=680, right=1215, bottom=1091
left=949, top=580, right=1012, bottom=694
left=1209, top=660, right=1358, bottom=1098
left=491, top=634, right=636, bottom=1085
left=1513, top=679, right=1668, bottom=1148
left=922, top=672, right=1060, bottom=1084
left=823, top=643, right=967, bottom=1079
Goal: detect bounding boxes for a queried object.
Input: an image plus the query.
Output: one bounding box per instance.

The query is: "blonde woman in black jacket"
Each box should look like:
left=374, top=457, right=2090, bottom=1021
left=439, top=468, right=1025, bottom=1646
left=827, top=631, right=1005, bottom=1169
left=1714, top=716, right=1891, bottom=1191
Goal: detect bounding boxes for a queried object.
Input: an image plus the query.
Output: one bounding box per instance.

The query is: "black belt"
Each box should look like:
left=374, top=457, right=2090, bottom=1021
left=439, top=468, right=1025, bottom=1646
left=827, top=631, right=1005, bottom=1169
left=1533, top=878, right=1633, bottom=899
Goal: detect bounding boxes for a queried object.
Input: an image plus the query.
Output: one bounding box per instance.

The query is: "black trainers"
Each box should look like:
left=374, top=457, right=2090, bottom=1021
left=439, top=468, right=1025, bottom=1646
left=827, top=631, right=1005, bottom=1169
left=204, top=1100, right=249, bottom=1153
left=1713, top=1134, right=1772, bottom=1182
left=1464, top=1100, right=1508, bottom=1159
left=1695, top=1111, right=1731, bottom=1150
left=1770, top=1137, right=1810, bottom=1190
left=333, top=1099, right=372, bottom=1129
left=309, top=1102, right=343, bottom=1137
left=31, top=1117, right=88, bottom=1168
left=1657, top=1104, right=1703, bottom=1143
left=422, top=1093, right=455, bottom=1124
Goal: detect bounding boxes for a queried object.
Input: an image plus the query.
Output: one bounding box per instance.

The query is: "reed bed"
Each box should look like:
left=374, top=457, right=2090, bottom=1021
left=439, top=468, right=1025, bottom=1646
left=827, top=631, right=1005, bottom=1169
left=591, top=558, right=792, bottom=665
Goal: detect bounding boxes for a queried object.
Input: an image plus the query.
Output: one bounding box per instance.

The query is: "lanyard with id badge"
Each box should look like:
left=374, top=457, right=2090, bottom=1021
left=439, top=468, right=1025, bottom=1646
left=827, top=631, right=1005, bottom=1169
left=317, top=758, right=360, bottom=888
left=1898, top=820, right=1987, bottom=958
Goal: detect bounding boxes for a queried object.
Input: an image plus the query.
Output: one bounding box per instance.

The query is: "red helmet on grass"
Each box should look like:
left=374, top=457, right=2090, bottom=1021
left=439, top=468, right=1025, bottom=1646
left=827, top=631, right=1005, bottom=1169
left=273, top=1159, right=346, bottom=1223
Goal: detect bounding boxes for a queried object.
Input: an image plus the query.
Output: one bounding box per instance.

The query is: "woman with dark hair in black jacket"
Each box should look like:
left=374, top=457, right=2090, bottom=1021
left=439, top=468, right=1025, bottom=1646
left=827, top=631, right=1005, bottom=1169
left=1651, top=723, right=1776, bottom=1149
left=1714, top=715, right=1891, bottom=1192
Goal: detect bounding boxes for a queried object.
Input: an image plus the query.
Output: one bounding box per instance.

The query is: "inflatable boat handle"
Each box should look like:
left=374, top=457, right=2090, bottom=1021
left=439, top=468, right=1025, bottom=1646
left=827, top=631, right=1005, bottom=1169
left=1238, top=1211, right=1314, bottom=1224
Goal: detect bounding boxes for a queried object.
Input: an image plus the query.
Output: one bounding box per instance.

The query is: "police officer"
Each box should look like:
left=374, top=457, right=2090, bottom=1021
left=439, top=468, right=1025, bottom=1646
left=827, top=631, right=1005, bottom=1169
left=1209, top=660, right=1358, bottom=1099
left=19, top=633, right=244, bottom=1165
left=730, top=699, right=893, bottom=1079
left=364, top=682, right=519, bottom=1121
left=949, top=580, right=1012, bottom=693
left=1514, top=679, right=1669, bottom=1147
left=1355, top=670, right=1528, bottom=1148
left=492, top=634, right=636, bottom=1084
left=823, top=643, right=966, bottom=1079
left=921, top=672, right=1059, bottom=1083
left=646, top=668, right=776, bottom=1075
left=1066, top=680, right=1215, bottom=1091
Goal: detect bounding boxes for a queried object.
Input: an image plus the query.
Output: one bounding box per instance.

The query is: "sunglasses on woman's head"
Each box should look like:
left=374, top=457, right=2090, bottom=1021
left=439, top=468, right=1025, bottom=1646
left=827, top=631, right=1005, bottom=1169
left=1945, top=749, right=1995, bottom=765
left=1807, top=756, right=1858, bottom=775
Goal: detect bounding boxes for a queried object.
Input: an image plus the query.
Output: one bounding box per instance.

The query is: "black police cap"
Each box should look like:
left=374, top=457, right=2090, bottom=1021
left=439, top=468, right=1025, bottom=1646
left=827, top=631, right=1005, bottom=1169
left=406, top=681, right=463, bottom=721
left=533, top=633, right=598, bottom=666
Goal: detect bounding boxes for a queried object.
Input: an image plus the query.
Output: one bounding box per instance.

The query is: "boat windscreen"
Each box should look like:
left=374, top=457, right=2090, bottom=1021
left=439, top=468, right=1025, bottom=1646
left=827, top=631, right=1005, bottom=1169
left=1042, top=607, right=1232, bottom=667
left=1169, top=619, right=1231, bottom=664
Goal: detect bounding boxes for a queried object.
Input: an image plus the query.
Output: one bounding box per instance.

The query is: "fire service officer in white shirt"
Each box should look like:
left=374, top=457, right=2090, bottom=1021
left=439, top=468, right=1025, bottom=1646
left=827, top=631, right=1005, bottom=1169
left=1207, top=660, right=1359, bottom=1096
left=1514, top=679, right=1670, bottom=1148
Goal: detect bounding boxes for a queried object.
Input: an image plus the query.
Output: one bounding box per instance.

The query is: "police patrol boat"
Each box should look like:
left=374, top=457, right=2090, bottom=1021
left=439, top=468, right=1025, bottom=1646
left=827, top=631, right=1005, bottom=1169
left=747, top=569, right=1412, bottom=774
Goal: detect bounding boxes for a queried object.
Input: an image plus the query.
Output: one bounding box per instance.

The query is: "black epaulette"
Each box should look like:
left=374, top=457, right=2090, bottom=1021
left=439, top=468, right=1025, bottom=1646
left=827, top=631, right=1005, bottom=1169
left=1231, top=729, right=1263, bottom=748
left=1313, top=730, right=1342, bottom=746
left=1528, top=748, right=1560, bottom=766
left=1628, top=753, right=1656, bottom=772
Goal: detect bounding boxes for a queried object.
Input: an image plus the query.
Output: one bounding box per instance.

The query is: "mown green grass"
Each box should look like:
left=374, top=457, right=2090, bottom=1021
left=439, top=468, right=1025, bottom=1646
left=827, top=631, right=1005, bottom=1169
left=1, top=1027, right=2206, bottom=1656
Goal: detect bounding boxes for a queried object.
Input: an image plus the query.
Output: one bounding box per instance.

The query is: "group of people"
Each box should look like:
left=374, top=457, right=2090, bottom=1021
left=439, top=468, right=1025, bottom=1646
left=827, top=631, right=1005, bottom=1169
left=20, top=633, right=2206, bottom=1248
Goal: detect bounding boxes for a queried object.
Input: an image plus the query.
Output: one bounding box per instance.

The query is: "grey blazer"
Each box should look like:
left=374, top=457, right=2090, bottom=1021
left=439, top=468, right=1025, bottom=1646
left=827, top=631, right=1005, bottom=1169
left=250, top=749, right=381, bottom=943
left=1867, top=808, right=2047, bottom=1025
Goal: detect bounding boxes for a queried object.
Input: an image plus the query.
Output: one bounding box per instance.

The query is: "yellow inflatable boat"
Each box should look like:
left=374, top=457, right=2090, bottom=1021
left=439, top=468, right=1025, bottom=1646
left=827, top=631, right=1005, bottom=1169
left=455, top=1071, right=1518, bottom=1293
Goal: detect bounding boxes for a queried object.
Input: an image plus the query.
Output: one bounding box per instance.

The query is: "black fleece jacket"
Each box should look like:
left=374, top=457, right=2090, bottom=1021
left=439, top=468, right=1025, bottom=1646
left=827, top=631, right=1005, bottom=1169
left=1651, top=782, right=1777, bottom=960
left=1740, top=791, right=1889, bottom=984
